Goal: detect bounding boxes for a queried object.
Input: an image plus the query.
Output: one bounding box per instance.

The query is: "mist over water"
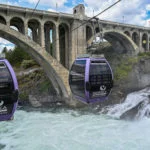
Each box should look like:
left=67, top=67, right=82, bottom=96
left=1, top=88, right=150, bottom=150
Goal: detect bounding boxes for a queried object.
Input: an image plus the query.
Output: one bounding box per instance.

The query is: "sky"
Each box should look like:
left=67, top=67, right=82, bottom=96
left=0, top=0, right=150, bottom=52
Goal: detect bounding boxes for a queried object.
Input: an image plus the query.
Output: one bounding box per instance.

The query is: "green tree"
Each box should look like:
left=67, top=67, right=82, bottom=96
left=2, top=46, right=31, bottom=67
left=2, top=47, right=8, bottom=54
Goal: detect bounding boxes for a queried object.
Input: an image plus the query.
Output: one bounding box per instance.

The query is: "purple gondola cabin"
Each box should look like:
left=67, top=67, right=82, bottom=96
left=69, top=55, right=113, bottom=104
left=0, top=58, right=18, bottom=121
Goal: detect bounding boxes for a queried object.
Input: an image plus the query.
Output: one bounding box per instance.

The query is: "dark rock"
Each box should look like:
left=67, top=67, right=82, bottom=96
left=29, top=95, right=42, bottom=107
left=120, top=101, right=143, bottom=120
left=0, top=144, right=5, bottom=149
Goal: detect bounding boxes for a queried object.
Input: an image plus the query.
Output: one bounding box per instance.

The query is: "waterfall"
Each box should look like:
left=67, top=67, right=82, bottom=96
left=101, top=87, right=150, bottom=119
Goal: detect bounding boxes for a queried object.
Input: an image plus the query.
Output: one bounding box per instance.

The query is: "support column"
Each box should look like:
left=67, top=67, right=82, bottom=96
left=24, top=20, right=28, bottom=36
left=65, top=29, right=69, bottom=69
left=55, top=24, right=60, bottom=62
left=68, top=26, right=72, bottom=69
left=145, top=33, right=149, bottom=52
left=45, top=26, right=51, bottom=53
left=139, top=31, right=143, bottom=52
left=32, top=27, right=38, bottom=43
left=52, top=29, right=55, bottom=58
left=39, top=23, right=45, bottom=49
left=6, top=18, right=10, bottom=28
left=147, top=34, right=149, bottom=51
left=69, top=21, right=77, bottom=68
left=77, top=23, right=86, bottom=55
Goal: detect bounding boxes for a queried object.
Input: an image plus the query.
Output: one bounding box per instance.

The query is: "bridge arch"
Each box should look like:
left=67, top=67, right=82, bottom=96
left=142, top=33, right=148, bottom=51
left=44, top=19, right=56, bottom=25
left=28, top=19, right=40, bottom=44
left=124, top=31, right=131, bottom=37
left=59, top=23, right=69, bottom=68
left=95, top=27, right=100, bottom=33
left=0, top=15, right=6, bottom=25
left=59, top=21, right=70, bottom=29
left=86, top=25, right=93, bottom=42
left=0, top=23, right=70, bottom=98
left=132, top=32, right=139, bottom=46
left=44, top=21, right=56, bottom=56
left=10, top=17, right=24, bottom=34
left=103, top=30, right=139, bottom=54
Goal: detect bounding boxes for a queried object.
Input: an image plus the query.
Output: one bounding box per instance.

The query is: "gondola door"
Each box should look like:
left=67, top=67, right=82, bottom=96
left=0, top=61, right=14, bottom=116
left=87, top=59, right=113, bottom=102
left=69, top=59, right=86, bottom=102
left=0, top=59, right=18, bottom=121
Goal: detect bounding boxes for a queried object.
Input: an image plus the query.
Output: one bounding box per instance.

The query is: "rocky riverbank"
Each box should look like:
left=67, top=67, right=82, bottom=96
left=16, top=66, right=66, bottom=107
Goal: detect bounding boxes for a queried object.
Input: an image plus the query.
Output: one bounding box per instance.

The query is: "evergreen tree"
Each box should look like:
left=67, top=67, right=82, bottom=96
left=2, top=46, right=31, bottom=67
left=2, top=47, right=8, bottom=54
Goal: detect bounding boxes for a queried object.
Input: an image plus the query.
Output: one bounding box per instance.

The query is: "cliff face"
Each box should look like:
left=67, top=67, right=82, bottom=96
left=106, top=58, right=150, bottom=105
left=119, top=58, right=150, bottom=93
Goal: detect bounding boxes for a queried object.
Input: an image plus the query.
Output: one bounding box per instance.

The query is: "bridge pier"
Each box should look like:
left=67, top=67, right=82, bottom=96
left=147, top=34, right=150, bottom=51
left=6, top=19, right=10, bottom=27
left=24, top=21, right=28, bottom=37
left=39, top=23, right=45, bottom=49
left=44, top=25, right=51, bottom=53
left=55, top=24, right=60, bottom=62
left=139, top=31, right=144, bottom=52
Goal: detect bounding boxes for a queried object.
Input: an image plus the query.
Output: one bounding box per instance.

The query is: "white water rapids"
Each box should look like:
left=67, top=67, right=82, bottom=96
left=0, top=88, right=150, bottom=150
left=101, top=87, right=150, bottom=120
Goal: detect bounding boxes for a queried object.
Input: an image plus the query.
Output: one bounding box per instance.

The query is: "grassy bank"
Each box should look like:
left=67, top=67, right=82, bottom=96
left=114, top=52, right=150, bottom=81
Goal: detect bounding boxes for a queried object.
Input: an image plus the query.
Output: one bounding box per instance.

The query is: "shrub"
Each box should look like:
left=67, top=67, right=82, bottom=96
left=21, top=60, right=38, bottom=69
left=138, top=52, right=150, bottom=58
left=2, top=46, right=31, bottom=67
left=114, top=57, right=138, bottom=81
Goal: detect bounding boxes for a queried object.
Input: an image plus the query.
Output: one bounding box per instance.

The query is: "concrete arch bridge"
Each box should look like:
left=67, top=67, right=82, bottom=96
left=0, top=4, right=150, bottom=105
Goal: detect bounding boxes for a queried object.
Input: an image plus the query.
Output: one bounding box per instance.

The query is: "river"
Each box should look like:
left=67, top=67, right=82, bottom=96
left=0, top=88, right=150, bottom=150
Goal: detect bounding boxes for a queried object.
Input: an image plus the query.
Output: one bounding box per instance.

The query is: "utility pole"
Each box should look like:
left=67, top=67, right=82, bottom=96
left=93, top=9, right=94, bottom=17
left=56, top=3, right=58, bottom=12
left=122, top=16, right=124, bottom=23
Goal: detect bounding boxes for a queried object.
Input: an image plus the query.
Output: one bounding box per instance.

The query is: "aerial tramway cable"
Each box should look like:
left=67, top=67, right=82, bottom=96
left=52, top=0, right=121, bottom=47
left=31, top=0, right=41, bottom=17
